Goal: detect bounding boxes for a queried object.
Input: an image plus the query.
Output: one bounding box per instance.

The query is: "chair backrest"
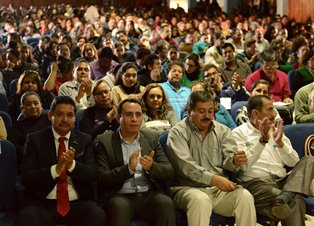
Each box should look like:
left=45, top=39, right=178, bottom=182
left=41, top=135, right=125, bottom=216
left=0, top=93, right=9, bottom=113
left=0, top=140, right=17, bottom=211
left=230, top=101, right=247, bottom=124
left=75, top=109, right=85, bottom=130
left=0, top=111, right=12, bottom=130
left=284, top=123, right=314, bottom=158
left=8, top=79, right=18, bottom=97
left=158, top=131, right=169, bottom=157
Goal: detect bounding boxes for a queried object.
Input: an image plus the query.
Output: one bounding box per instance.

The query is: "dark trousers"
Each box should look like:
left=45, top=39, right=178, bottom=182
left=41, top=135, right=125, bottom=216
left=14, top=199, right=107, bottom=226
left=105, top=191, right=176, bottom=226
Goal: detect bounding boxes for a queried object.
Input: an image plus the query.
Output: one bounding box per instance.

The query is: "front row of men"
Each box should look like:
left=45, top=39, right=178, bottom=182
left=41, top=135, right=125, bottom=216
left=14, top=94, right=313, bottom=226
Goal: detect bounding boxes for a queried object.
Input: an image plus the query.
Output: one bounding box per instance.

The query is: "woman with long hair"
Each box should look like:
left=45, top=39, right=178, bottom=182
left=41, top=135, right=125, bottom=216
left=112, top=62, right=145, bottom=106
left=141, top=83, right=178, bottom=132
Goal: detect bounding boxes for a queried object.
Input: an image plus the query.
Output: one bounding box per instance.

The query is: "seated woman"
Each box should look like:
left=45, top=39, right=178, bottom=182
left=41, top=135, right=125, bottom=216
left=236, top=79, right=281, bottom=125
left=79, top=80, right=120, bottom=139
left=190, top=81, right=237, bottom=129
left=141, top=83, right=178, bottom=133
left=9, top=70, right=54, bottom=123
left=8, top=91, right=50, bottom=173
left=112, top=62, right=145, bottom=106
left=80, top=43, right=98, bottom=62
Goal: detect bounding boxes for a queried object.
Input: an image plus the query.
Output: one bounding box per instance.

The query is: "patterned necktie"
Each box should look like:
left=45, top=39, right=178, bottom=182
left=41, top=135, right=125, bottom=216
left=57, top=137, right=70, bottom=217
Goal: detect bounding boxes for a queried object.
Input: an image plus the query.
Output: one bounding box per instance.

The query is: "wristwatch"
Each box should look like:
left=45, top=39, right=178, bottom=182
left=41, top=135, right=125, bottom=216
left=259, top=137, right=268, bottom=145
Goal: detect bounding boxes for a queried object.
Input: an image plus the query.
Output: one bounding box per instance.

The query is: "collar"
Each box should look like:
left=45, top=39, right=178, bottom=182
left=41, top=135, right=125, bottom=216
left=186, top=117, right=215, bottom=133
left=118, top=127, right=140, bottom=145
left=52, top=127, right=71, bottom=141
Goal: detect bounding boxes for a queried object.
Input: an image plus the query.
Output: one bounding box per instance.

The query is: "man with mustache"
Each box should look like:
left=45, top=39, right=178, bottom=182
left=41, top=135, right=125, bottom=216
left=167, top=91, right=256, bottom=226
left=14, top=96, right=107, bottom=226
left=58, top=59, right=94, bottom=110
left=233, top=95, right=314, bottom=225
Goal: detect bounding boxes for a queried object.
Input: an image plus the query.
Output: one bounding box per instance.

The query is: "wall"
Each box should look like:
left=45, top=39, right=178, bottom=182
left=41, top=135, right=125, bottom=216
left=288, top=0, right=314, bottom=23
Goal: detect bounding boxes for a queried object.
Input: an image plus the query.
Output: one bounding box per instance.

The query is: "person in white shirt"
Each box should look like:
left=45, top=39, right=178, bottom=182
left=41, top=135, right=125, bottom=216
left=59, top=59, right=94, bottom=110
left=233, top=95, right=314, bottom=226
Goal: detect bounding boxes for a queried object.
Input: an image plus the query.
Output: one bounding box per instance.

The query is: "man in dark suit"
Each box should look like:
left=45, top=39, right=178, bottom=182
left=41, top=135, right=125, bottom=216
left=95, top=98, right=176, bottom=226
left=14, top=96, right=107, bottom=226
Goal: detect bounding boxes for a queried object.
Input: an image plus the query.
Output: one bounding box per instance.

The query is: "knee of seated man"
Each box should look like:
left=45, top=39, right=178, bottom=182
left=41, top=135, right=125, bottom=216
left=234, top=188, right=254, bottom=203
left=186, top=189, right=211, bottom=208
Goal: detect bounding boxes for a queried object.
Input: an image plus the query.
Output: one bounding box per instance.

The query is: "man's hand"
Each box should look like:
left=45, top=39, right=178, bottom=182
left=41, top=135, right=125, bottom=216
left=211, top=175, right=237, bottom=192
left=272, top=119, right=284, bottom=148
left=233, top=149, right=247, bottom=167
left=140, top=150, right=155, bottom=172
left=283, top=97, right=293, bottom=104
left=56, top=147, right=76, bottom=174
left=106, top=106, right=117, bottom=122
left=231, top=72, right=241, bottom=90
left=150, top=68, right=161, bottom=81
left=129, top=147, right=141, bottom=171
left=64, top=147, right=75, bottom=169
left=81, top=79, right=93, bottom=96
left=256, top=117, right=272, bottom=142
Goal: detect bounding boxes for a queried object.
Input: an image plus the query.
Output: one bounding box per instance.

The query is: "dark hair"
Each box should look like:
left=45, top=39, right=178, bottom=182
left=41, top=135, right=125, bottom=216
left=155, top=40, right=168, bottom=54
left=250, top=79, right=270, bottom=93
left=202, top=63, right=219, bottom=76
left=167, top=44, right=178, bottom=52
left=187, top=91, right=215, bottom=111
left=247, top=95, right=271, bottom=119
left=50, top=96, right=76, bottom=113
left=20, top=91, right=41, bottom=105
left=17, top=70, right=43, bottom=95
left=166, top=61, right=184, bottom=75
left=185, top=53, right=200, bottom=68
left=98, top=47, right=114, bottom=59
left=57, top=57, right=74, bottom=74
left=136, top=47, right=151, bottom=60
left=260, top=47, right=277, bottom=62
left=115, top=62, right=138, bottom=86
left=302, top=50, right=314, bottom=65
left=221, top=42, right=235, bottom=51
left=144, top=54, right=160, bottom=67
left=117, top=98, right=142, bottom=115
left=6, top=48, right=21, bottom=59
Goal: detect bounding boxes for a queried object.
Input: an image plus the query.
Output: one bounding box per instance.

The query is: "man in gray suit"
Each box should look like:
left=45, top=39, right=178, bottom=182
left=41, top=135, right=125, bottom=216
left=95, top=98, right=176, bottom=226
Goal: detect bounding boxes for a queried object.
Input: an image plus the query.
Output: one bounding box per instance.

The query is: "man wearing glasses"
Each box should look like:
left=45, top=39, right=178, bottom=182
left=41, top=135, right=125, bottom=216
left=245, top=48, right=293, bottom=104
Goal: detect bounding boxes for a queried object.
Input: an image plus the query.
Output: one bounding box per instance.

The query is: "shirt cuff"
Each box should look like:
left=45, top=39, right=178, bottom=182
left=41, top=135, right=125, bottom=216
left=51, top=165, right=59, bottom=179
left=128, top=165, right=135, bottom=175
left=68, top=160, right=76, bottom=172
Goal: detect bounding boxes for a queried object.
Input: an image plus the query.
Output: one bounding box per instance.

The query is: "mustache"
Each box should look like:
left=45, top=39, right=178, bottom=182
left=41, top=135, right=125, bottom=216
left=201, top=118, right=211, bottom=122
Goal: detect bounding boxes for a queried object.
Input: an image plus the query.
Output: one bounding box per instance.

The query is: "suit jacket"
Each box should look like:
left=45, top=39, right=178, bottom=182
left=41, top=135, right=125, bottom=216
left=95, top=127, right=174, bottom=205
left=22, top=126, right=96, bottom=201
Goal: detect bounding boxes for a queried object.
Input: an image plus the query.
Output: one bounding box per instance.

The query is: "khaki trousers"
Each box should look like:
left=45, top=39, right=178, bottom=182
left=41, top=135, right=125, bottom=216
left=170, top=186, right=256, bottom=226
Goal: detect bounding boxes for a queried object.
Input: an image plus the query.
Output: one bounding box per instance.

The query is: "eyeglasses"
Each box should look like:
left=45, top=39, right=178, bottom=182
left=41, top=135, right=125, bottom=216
left=203, top=71, right=220, bottom=78
left=94, top=90, right=111, bottom=96
left=263, top=64, right=278, bottom=71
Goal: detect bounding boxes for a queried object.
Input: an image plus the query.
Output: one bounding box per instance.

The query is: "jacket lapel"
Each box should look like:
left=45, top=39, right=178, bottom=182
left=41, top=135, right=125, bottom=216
left=112, top=131, right=124, bottom=166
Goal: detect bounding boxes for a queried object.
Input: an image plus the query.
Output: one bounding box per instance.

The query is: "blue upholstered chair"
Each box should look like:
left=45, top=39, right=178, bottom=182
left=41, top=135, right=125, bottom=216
left=284, top=123, right=314, bottom=216
left=0, top=111, right=12, bottom=130
left=0, top=93, right=9, bottom=113
left=0, top=140, right=17, bottom=226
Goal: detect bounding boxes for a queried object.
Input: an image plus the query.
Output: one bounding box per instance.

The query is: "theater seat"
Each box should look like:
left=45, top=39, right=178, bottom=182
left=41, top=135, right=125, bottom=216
left=284, top=123, right=314, bottom=215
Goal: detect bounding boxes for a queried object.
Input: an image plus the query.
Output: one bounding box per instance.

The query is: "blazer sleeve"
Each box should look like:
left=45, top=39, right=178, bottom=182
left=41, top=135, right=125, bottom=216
left=95, top=133, right=133, bottom=189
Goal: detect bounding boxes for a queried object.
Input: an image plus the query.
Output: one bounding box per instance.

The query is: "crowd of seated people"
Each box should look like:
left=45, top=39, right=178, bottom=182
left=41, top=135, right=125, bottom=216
left=1, top=1, right=314, bottom=226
